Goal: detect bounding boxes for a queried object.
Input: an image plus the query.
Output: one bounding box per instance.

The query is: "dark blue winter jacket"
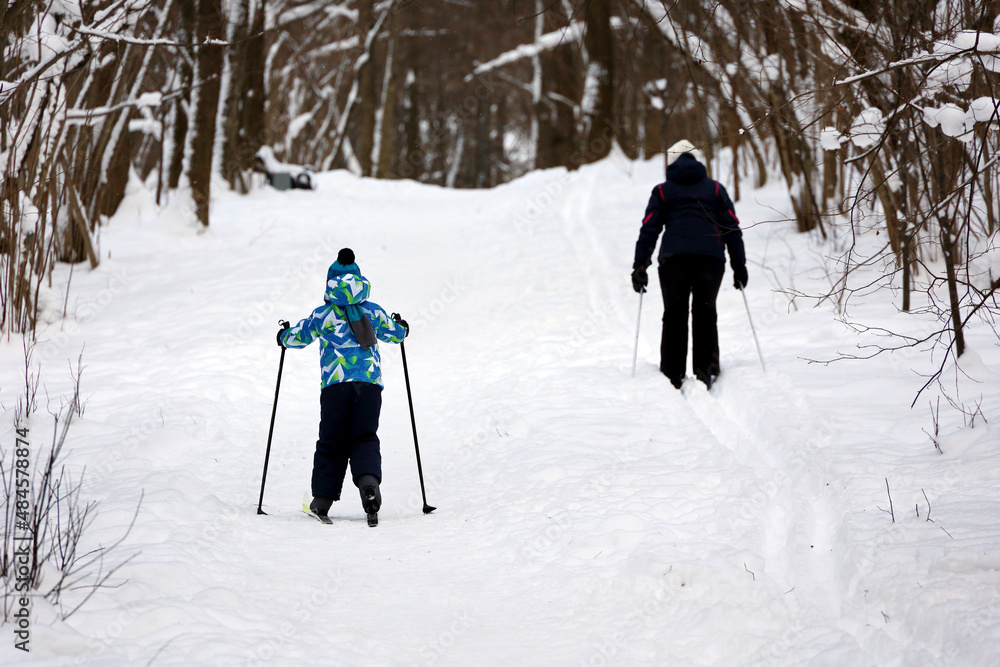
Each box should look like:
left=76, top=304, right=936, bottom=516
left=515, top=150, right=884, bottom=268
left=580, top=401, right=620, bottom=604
left=634, top=154, right=746, bottom=270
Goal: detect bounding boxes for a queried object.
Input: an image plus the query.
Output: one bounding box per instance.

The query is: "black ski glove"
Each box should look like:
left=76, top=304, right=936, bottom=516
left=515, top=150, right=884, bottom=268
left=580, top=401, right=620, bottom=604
left=631, top=264, right=648, bottom=293
left=276, top=320, right=290, bottom=347
left=391, top=312, right=409, bottom=338
left=733, top=265, right=748, bottom=290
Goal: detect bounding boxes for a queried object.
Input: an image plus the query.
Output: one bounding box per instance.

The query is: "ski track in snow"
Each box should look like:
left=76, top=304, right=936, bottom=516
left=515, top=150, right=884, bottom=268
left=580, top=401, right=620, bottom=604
left=2, top=156, right=1000, bottom=666
left=553, top=154, right=856, bottom=662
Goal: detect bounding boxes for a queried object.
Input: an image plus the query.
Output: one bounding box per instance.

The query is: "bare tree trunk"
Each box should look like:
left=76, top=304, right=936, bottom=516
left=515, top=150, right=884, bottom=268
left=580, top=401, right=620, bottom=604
left=899, top=125, right=918, bottom=313
left=644, top=104, right=662, bottom=166
left=169, top=5, right=194, bottom=190
left=530, top=0, right=546, bottom=170
left=985, top=163, right=996, bottom=237
left=821, top=111, right=839, bottom=213
left=241, top=0, right=267, bottom=184
left=401, top=68, right=422, bottom=181
left=220, top=0, right=251, bottom=191
left=187, top=0, right=226, bottom=226
left=474, top=97, right=491, bottom=187
left=99, top=131, right=132, bottom=219
left=550, top=41, right=579, bottom=170
left=581, top=0, right=614, bottom=162
left=869, top=155, right=903, bottom=257
left=356, top=0, right=377, bottom=177
left=940, top=219, right=966, bottom=358
left=767, top=87, right=822, bottom=234
left=376, top=6, right=399, bottom=180
left=167, top=85, right=190, bottom=190
left=494, top=94, right=508, bottom=184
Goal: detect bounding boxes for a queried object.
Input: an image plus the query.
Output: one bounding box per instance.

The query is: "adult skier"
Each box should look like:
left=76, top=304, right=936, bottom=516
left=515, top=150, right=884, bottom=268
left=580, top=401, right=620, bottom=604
left=277, top=248, right=408, bottom=525
left=631, top=140, right=747, bottom=389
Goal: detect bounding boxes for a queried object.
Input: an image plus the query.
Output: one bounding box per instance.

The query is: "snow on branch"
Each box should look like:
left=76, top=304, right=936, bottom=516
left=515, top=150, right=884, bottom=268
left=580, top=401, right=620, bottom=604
left=68, top=24, right=228, bottom=47
left=0, top=39, right=84, bottom=105
left=631, top=0, right=717, bottom=67
left=467, top=15, right=632, bottom=82
left=64, top=92, right=163, bottom=122
left=468, top=22, right=585, bottom=80
left=271, top=0, right=357, bottom=31
left=313, top=36, right=361, bottom=59
left=832, top=32, right=1000, bottom=88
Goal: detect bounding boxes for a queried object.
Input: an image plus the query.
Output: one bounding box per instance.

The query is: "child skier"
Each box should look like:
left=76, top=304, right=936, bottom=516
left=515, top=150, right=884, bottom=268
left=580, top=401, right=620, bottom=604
left=277, top=248, right=408, bottom=526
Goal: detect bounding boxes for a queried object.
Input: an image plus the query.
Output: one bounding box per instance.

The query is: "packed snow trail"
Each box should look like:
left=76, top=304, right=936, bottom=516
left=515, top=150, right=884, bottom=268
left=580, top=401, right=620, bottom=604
left=2, top=154, right=999, bottom=666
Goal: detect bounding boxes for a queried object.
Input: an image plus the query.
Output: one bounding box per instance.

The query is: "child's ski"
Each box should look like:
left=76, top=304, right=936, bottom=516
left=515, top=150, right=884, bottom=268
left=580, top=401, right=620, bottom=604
left=302, top=504, right=333, bottom=524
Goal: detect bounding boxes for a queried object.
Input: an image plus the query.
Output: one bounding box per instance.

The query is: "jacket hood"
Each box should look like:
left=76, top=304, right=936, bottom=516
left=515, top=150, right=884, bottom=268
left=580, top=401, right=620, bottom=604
left=324, top=272, right=371, bottom=306
left=666, top=153, right=707, bottom=185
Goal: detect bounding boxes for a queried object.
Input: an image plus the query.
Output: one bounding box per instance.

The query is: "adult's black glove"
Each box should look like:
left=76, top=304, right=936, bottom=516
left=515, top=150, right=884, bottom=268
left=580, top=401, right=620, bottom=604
left=276, top=320, right=290, bottom=347
left=733, top=265, right=748, bottom=290
left=631, top=264, right=648, bottom=293
left=391, top=312, right=409, bottom=338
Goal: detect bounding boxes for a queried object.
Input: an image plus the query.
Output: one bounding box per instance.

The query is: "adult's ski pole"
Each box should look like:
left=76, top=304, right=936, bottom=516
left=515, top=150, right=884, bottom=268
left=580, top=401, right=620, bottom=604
left=395, top=328, right=436, bottom=514
left=631, top=288, right=644, bottom=378
left=257, top=320, right=289, bottom=515
left=738, top=283, right=766, bottom=372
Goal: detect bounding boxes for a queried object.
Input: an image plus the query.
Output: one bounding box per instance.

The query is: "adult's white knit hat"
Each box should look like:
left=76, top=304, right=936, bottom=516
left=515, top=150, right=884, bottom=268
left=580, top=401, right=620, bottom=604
left=666, top=139, right=696, bottom=166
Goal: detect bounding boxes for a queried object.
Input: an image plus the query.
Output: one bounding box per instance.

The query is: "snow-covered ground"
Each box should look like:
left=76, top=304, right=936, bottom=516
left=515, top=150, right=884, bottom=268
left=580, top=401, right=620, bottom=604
left=2, top=151, right=999, bottom=666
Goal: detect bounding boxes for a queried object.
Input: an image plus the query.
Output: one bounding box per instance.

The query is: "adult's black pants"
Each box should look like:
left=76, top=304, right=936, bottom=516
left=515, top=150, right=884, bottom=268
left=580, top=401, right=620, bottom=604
left=657, top=255, right=725, bottom=388
left=313, top=381, right=382, bottom=500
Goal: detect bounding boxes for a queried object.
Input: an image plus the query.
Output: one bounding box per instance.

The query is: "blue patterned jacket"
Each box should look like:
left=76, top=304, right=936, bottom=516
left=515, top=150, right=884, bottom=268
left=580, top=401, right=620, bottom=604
left=280, top=272, right=406, bottom=388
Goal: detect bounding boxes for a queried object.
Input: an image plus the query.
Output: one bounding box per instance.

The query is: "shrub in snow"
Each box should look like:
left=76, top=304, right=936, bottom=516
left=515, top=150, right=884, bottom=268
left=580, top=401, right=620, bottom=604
left=1, top=364, right=139, bottom=622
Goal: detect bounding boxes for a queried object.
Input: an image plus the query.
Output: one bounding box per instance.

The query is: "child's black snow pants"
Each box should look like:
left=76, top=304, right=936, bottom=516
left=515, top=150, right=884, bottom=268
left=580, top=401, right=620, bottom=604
left=312, top=381, right=382, bottom=500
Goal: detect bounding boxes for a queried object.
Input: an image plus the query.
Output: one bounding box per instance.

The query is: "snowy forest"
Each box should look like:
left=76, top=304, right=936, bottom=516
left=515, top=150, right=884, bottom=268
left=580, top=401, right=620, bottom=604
left=3, top=0, right=999, bottom=341
left=2, top=0, right=1000, bottom=664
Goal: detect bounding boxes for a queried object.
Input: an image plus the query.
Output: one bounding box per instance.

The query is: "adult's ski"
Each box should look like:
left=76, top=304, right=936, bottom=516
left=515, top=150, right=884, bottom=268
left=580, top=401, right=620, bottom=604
left=361, top=484, right=379, bottom=528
